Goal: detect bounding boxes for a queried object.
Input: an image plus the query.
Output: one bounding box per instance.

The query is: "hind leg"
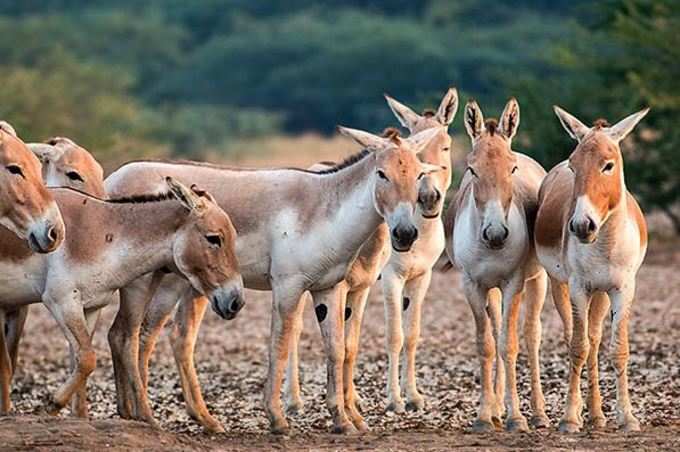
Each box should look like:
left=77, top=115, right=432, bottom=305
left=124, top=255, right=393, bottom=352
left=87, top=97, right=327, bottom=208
left=283, top=292, right=309, bottom=416
left=551, top=278, right=572, bottom=348
left=523, top=270, right=549, bottom=428
left=0, top=310, right=11, bottom=414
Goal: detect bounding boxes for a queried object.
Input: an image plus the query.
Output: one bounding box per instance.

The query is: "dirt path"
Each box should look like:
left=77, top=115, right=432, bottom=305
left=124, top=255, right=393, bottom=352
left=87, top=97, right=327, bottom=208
left=2, top=242, right=679, bottom=450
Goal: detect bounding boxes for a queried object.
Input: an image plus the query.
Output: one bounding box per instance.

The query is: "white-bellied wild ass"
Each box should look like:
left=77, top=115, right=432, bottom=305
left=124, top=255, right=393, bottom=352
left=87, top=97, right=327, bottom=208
left=0, top=178, right=244, bottom=417
left=0, top=135, right=106, bottom=415
left=443, top=99, right=548, bottom=432
left=103, top=125, right=443, bottom=434
left=536, top=107, right=649, bottom=433
left=282, top=89, right=458, bottom=429
left=0, top=122, right=64, bottom=253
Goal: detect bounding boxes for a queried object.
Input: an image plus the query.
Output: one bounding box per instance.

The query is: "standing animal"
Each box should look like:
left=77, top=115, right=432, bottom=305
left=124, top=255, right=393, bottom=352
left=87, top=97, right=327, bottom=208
left=0, top=136, right=105, bottom=415
left=0, top=122, right=64, bottom=253
left=282, top=88, right=458, bottom=431
left=102, top=125, right=443, bottom=434
left=536, top=107, right=648, bottom=433
left=444, top=99, right=548, bottom=432
left=0, top=178, right=244, bottom=417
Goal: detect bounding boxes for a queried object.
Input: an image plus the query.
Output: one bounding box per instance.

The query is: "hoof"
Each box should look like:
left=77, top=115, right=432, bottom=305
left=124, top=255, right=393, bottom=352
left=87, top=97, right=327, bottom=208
left=622, top=418, right=641, bottom=433
left=270, top=418, right=290, bottom=435
left=331, top=421, right=358, bottom=435
left=491, top=416, right=503, bottom=429
left=405, top=396, right=425, bottom=412
left=386, top=399, right=405, bottom=414
left=201, top=417, right=226, bottom=434
left=590, top=416, right=607, bottom=430
left=471, top=419, right=496, bottom=433
left=530, top=414, right=550, bottom=429
left=46, top=399, right=63, bottom=416
left=285, top=399, right=305, bottom=416
left=353, top=418, right=370, bottom=433
left=506, top=416, right=530, bottom=433
left=559, top=419, right=581, bottom=433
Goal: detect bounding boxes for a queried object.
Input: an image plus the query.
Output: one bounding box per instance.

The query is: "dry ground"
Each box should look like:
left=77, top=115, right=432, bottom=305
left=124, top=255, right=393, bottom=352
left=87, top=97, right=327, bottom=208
left=1, top=240, right=679, bottom=451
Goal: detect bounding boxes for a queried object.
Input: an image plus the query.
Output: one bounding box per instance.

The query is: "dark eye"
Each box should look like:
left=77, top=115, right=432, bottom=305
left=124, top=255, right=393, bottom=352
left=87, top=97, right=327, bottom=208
left=6, top=165, right=24, bottom=178
left=512, top=166, right=518, bottom=174
left=467, top=167, right=477, bottom=177
left=417, top=172, right=425, bottom=180
left=602, top=161, right=615, bottom=173
left=442, top=146, right=450, bottom=152
left=376, top=170, right=389, bottom=181
left=66, top=171, right=84, bottom=182
left=205, top=234, right=223, bottom=248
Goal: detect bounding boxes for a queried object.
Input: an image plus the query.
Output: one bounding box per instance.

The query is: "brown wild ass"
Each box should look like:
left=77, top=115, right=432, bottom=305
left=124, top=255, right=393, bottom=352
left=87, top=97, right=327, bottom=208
left=0, top=178, right=244, bottom=417
left=0, top=135, right=106, bottom=414
left=444, top=99, right=548, bottom=432
left=0, top=122, right=64, bottom=253
left=103, top=125, right=443, bottom=433
left=536, top=107, right=649, bottom=433
left=283, top=89, right=458, bottom=430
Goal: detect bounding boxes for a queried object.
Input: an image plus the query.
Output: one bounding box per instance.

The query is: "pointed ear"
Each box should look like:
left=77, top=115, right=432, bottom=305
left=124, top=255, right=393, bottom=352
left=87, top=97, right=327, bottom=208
left=190, top=183, right=217, bottom=204
left=405, top=127, right=441, bottom=154
left=166, top=176, right=204, bottom=212
left=499, top=98, right=520, bottom=140
left=553, top=106, right=590, bottom=142
left=337, top=125, right=391, bottom=151
left=384, top=94, right=421, bottom=131
left=27, top=143, right=64, bottom=164
left=435, top=88, right=459, bottom=127
left=605, top=108, right=649, bottom=143
left=464, top=100, right=484, bottom=140
left=420, top=162, right=446, bottom=175
left=0, top=121, right=17, bottom=138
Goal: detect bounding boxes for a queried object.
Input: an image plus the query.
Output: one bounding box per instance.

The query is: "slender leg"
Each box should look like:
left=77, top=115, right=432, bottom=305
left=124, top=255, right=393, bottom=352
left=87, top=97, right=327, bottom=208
left=463, top=277, right=497, bottom=432
left=401, top=270, right=432, bottom=412
left=343, top=286, right=370, bottom=432
left=586, top=292, right=610, bottom=430
left=523, top=270, right=549, bottom=428
left=551, top=278, right=572, bottom=348
left=6, top=306, right=29, bottom=377
left=499, top=279, right=529, bottom=432
left=0, top=310, right=11, bottom=414
left=264, top=283, right=306, bottom=434
left=169, top=293, right=224, bottom=433
left=42, top=293, right=97, bottom=415
left=108, top=278, right=158, bottom=426
left=608, top=283, right=639, bottom=432
left=382, top=269, right=406, bottom=413
left=311, top=283, right=356, bottom=434
left=283, top=292, right=309, bottom=415
left=486, top=288, right=505, bottom=425
left=559, top=281, right=591, bottom=433
left=70, top=307, right=102, bottom=418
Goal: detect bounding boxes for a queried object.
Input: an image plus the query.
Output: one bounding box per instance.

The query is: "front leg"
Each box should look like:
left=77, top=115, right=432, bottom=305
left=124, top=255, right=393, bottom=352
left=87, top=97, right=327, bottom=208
left=283, top=292, right=309, bottom=416
left=499, top=277, right=529, bottom=432
left=401, top=270, right=432, bottom=412
left=311, top=283, right=356, bottom=434
left=70, top=306, right=103, bottom=418
left=586, top=292, right=610, bottom=430
left=343, top=286, right=371, bottom=432
left=523, top=270, right=549, bottom=428
left=463, top=277, right=498, bottom=432
left=381, top=269, right=406, bottom=413
left=608, top=283, right=639, bottom=432
left=0, top=310, right=11, bottom=414
left=559, top=280, right=591, bottom=433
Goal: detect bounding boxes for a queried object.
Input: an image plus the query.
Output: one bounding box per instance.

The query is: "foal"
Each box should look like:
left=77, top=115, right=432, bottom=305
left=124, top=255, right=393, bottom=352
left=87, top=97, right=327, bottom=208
left=0, top=178, right=244, bottom=416
left=0, top=123, right=64, bottom=253
left=444, top=99, right=548, bottom=432
left=536, top=107, right=648, bottom=433
left=104, top=125, right=441, bottom=433
left=0, top=136, right=105, bottom=414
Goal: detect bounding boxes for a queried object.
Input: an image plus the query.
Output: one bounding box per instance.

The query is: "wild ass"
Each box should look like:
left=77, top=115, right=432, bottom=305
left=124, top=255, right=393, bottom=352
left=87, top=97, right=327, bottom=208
left=282, top=89, right=458, bottom=429
left=103, top=125, right=443, bottom=433
left=443, top=99, right=548, bottom=432
left=0, top=122, right=64, bottom=253
left=536, top=107, right=648, bottom=433
left=0, top=178, right=244, bottom=416
left=0, top=136, right=106, bottom=415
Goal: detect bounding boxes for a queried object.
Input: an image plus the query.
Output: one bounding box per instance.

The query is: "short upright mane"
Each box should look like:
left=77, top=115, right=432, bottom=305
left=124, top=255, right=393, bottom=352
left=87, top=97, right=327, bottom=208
left=485, top=118, right=499, bottom=135
left=593, top=118, right=610, bottom=128
left=108, top=191, right=175, bottom=204
left=314, top=149, right=372, bottom=175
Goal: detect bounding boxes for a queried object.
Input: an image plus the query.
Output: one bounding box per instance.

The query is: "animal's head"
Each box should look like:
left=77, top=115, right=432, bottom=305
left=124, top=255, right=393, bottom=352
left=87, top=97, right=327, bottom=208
left=554, top=106, right=649, bottom=243
left=0, top=122, right=64, bottom=253
left=463, top=98, right=521, bottom=249
left=29, top=137, right=105, bottom=197
left=385, top=88, right=458, bottom=217
left=337, top=125, right=443, bottom=252
left=165, top=177, right=244, bottom=320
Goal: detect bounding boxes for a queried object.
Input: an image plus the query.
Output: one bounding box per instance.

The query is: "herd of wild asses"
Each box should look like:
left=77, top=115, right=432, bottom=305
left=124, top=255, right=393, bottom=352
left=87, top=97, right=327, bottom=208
left=0, top=89, right=649, bottom=435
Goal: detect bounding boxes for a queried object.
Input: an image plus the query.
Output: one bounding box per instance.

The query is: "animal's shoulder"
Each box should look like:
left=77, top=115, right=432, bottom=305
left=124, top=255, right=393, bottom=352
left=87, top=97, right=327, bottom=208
left=534, top=161, right=572, bottom=249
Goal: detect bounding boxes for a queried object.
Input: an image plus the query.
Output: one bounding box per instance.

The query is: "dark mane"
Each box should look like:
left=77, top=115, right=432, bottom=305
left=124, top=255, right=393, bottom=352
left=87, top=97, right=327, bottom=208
left=422, top=108, right=436, bottom=118
left=315, top=149, right=372, bottom=174
left=107, top=191, right=175, bottom=204
left=485, top=118, right=499, bottom=135
left=593, top=118, right=610, bottom=128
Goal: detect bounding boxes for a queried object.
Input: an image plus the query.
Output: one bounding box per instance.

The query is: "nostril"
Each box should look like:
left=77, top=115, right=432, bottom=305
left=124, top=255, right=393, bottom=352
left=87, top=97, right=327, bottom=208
left=587, top=217, right=596, bottom=233
left=482, top=226, right=490, bottom=242
left=569, top=219, right=576, bottom=234
left=47, top=225, right=57, bottom=242
left=434, top=189, right=442, bottom=202
left=501, top=225, right=509, bottom=240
